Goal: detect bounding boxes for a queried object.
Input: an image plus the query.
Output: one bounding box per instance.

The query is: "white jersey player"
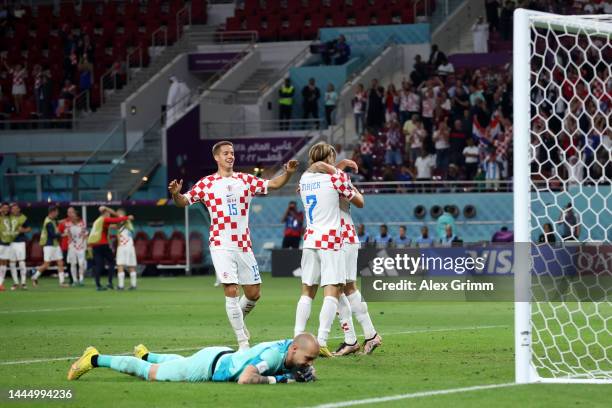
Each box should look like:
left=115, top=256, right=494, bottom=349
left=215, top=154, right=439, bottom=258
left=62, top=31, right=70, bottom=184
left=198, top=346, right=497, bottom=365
left=168, top=140, right=299, bottom=350
left=293, top=142, right=364, bottom=357
left=115, top=208, right=138, bottom=290
left=65, top=208, right=87, bottom=286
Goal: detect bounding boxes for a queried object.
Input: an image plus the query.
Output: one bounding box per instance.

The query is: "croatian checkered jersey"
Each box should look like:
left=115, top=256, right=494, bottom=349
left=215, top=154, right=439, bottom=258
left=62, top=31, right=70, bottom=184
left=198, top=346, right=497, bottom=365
left=118, top=225, right=134, bottom=248
left=300, top=169, right=355, bottom=250
left=184, top=172, right=268, bottom=252
left=339, top=198, right=359, bottom=245
left=66, top=220, right=87, bottom=252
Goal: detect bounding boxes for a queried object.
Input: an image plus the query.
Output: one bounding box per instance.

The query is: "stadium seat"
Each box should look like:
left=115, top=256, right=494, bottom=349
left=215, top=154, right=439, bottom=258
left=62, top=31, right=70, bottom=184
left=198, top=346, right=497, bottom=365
left=161, top=234, right=186, bottom=264
left=150, top=236, right=169, bottom=264
left=189, top=232, right=204, bottom=265
left=135, top=237, right=152, bottom=265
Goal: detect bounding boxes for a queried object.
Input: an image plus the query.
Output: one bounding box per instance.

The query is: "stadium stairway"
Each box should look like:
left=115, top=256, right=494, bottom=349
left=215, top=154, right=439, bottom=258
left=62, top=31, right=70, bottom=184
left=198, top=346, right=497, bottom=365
left=230, top=67, right=279, bottom=104
left=76, top=25, right=217, bottom=133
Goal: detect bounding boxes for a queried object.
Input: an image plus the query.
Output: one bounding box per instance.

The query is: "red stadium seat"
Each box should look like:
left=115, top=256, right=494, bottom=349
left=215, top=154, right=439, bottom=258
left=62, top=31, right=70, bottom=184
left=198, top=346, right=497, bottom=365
left=150, top=236, right=169, bottom=264
left=161, top=235, right=185, bottom=264
left=135, top=237, right=152, bottom=265
left=189, top=232, right=204, bottom=265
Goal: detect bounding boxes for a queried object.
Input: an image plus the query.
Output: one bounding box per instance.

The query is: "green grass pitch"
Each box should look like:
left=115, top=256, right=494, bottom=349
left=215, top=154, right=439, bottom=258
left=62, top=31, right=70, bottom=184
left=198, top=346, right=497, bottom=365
left=0, top=276, right=608, bottom=407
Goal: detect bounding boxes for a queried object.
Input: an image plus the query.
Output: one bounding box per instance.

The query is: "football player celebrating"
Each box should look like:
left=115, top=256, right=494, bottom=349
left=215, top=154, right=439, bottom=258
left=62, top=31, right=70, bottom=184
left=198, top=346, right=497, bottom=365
left=168, top=141, right=298, bottom=350
left=294, top=142, right=364, bottom=357
left=68, top=333, right=318, bottom=384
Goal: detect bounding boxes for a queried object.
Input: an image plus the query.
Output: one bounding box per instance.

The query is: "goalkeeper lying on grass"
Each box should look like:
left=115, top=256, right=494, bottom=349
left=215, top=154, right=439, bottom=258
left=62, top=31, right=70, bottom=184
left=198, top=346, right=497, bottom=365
left=68, top=333, right=318, bottom=384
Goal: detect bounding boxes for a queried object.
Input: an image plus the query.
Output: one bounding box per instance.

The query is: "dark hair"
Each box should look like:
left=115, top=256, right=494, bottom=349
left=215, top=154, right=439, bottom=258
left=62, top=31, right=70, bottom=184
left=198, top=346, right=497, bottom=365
left=48, top=206, right=58, bottom=213
left=212, top=141, right=233, bottom=156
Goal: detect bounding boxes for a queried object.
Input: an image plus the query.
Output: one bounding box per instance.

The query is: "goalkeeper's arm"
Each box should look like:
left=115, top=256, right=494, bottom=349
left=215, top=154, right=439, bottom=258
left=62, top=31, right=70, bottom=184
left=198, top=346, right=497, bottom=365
left=237, top=365, right=294, bottom=385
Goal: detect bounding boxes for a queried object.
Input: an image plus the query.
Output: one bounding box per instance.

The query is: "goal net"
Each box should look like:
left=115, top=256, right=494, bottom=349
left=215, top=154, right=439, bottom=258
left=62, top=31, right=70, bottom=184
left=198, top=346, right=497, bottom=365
left=513, top=9, right=612, bottom=384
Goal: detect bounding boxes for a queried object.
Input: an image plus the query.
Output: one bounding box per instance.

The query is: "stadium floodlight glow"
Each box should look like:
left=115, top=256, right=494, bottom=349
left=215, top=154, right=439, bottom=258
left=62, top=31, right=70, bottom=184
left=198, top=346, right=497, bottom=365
left=130, top=169, right=141, bottom=174
left=513, top=9, right=612, bottom=385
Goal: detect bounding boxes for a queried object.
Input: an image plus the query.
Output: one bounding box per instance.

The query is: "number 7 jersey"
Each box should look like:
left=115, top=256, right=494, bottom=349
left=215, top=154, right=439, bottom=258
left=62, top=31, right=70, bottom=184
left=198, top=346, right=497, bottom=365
left=300, top=169, right=355, bottom=250
left=184, top=172, right=268, bottom=252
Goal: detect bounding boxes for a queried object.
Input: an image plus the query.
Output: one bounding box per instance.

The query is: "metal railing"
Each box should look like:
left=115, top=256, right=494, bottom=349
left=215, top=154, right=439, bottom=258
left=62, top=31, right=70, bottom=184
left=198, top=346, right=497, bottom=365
left=151, top=26, right=168, bottom=48
left=200, top=118, right=325, bottom=139
left=72, top=89, right=91, bottom=123
left=126, top=47, right=144, bottom=84
left=176, top=4, right=192, bottom=41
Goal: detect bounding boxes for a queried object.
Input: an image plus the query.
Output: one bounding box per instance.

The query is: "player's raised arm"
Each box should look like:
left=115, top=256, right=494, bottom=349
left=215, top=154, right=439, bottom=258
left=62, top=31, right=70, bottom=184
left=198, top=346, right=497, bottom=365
left=168, top=179, right=189, bottom=207
left=267, top=160, right=299, bottom=190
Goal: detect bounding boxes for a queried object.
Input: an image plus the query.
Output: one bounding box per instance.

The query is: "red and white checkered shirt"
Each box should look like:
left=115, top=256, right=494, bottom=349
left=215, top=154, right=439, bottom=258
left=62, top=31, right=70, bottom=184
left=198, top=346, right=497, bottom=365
left=300, top=169, right=355, bottom=250
left=118, top=225, right=134, bottom=248
left=66, top=219, right=87, bottom=252
left=340, top=201, right=359, bottom=245
left=184, top=172, right=268, bottom=252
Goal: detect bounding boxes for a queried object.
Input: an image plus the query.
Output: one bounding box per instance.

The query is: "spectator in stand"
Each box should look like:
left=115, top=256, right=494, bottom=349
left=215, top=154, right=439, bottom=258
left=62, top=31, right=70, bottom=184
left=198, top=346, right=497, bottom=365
left=415, top=148, right=435, bottom=192
left=301, top=77, right=320, bottom=129
left=399, top=81, right=420, bottom=126
left=485, top=0, right=500, bottom=31
left=428, top=44, right=446, bottom=70
left=32, top=64, right=42, bottom=116
left=472, top=16, right=490, bottom=53
left=281, top=201, right=304, bottom=249
left=434, top=90, right=451, bottom=119
left=500, top=1, right=514, bottom=41
left=557, top=202, right=581, bottom=241
left=408, top=118, right=427, bottom=163
left=395, top=226, right=411, bottom=247
left=538, top=223, right=556, bottom=244
left=374, top=224, right=393, bottom=248
left=410, top=54, right=427, bottom=87
left=451, top=86, right=471, bottom=122
left=357, top=223, right=370, bottom=245
left=324, top=83, right=338, bottom=127
left=352, top=83, right=367, bottom=134
left=384, top=119, right=404, bottom=167
left=492, top=226, right=514, bottom=242
left=449, top=119, right=467, bottom=165
left=360, top=131, right=375, bottom=179
left=396, top=165, right=415, bottom=192
left=4, top=61, right=26, bottom=114
left=38, top=72, right=53, bottom=119
left=483, top=149, right=504, bottom=190
left=278, top=78, right=294, bottom=131
left=385, top=84, right=399, bottom=123
left=415, top=226, right=434, bottom=247
left=334, top=34, right=351, bottom=65
left=439, top=224, right=459, bottom=247
left=437, top=56, right=455, bottom=77
left=78, top=56, right=93, bottom=111
left=433, top=120, right=451, bottom=177
left=463, top=137, right=480, bottom=180
left=367, top=79, right=385, bottom=130
left=421, top=87, right=435, bottom=135
left=57, top=79, right=76, bottom=117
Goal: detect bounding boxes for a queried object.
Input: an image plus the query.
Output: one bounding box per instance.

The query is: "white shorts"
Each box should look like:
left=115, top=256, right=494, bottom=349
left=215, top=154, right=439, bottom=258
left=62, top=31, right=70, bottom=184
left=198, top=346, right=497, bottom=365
left=43, top=246, right=63, bottom=262
left=117, top=245, right=137, bottom=267
left=210, top=249, right=261, bottom=285
left=9, top=242, right=26, bottom=261
left=342, top=243, right=360, bottom=282
left=301, top=248, right=346, bottom=287
left=0, top=245, right=10, bottom=260
left=67, top=247, right=86, bottom=264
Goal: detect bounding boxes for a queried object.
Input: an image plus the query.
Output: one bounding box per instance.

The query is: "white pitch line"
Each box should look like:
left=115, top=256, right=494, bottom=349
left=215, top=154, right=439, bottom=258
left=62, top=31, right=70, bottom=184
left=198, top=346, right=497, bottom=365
left=0, top=306, right=110, bottom=314
left=305, top=383, right=518, bottom=408
left=0, top=325, right=509, bottom=366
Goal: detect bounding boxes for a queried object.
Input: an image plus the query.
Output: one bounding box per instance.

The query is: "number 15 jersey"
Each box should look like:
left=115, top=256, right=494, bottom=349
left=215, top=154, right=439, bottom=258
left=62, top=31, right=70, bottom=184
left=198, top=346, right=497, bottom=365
left=184, top=172, right=268, bottom=252
left=300, top=170, right=355, bottom=250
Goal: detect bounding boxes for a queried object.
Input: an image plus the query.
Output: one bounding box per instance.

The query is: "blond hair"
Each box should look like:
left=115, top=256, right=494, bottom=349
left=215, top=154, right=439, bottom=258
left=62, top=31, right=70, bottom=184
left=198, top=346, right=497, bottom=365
left=308, top=142, right=336, bottom=165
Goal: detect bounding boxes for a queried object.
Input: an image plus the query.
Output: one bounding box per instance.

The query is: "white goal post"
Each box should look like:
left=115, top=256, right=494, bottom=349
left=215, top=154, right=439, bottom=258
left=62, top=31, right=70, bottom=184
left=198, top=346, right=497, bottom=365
left=513, top=9, right=612, bottom=384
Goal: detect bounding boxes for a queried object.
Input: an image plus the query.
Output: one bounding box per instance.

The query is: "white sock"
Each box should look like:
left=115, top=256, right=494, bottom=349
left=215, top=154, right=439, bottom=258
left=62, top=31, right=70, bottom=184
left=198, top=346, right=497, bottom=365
left=19, top=261, right=27, bottom=284
left=348, top=291, right=377, bottom=339
left=239, top=295, right=257, bottom=317
left=129, top=271, right=137, bottom=287
left=226, top=296, right=249, bottom=348
left=78, top=262, right=85, bottom=283
left=338, top=294, right=357, bottom=345
left=58, top=269, right=65, bottom=285
left=0, top=265, right=6, bottom=286
left=32, top=269, right=41, bottom=280
left=69, top=263, right=78, bottom=285
left=294, top=295, right=312, bottom=337
left=118, top=272, right=125, bottom=288
left=9, top=262, right=19, bottom=285
left=317, top=296, right=339, bottom=347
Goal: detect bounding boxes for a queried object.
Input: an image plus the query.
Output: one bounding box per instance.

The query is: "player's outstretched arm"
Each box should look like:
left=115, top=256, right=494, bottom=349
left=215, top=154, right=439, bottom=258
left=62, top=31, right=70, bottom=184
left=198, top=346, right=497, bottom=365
left=350, top=187, right=365, bottom=208
left=168, top=179, right=189, bottom=207
left=268, top=160, right=299, bottom=190
left=237, top=365, right=293, bottom=385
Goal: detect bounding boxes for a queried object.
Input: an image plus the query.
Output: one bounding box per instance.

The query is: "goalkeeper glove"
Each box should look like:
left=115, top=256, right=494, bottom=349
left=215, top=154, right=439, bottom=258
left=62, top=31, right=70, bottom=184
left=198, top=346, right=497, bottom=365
left=293, top=366, right=316, bottom=383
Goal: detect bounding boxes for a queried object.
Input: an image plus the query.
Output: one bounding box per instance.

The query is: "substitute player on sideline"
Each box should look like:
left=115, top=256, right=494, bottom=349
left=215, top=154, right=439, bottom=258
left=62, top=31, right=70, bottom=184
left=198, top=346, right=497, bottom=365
left=68, top=333, right=318, bottom=384
left=0, top=203, right=15, bottom=291
left=310, top=161, right=382, bottom=355
left=168, top=141, right=299, bottom=350
left=9, top=203, right=31, bottom=290
left=32, top=206, right=68, bottom=287
left=115, top=208, right=138, bottom=290
left=294, top=142, right=364, bottom=357
left=65, top=207, right=87, bottom=286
